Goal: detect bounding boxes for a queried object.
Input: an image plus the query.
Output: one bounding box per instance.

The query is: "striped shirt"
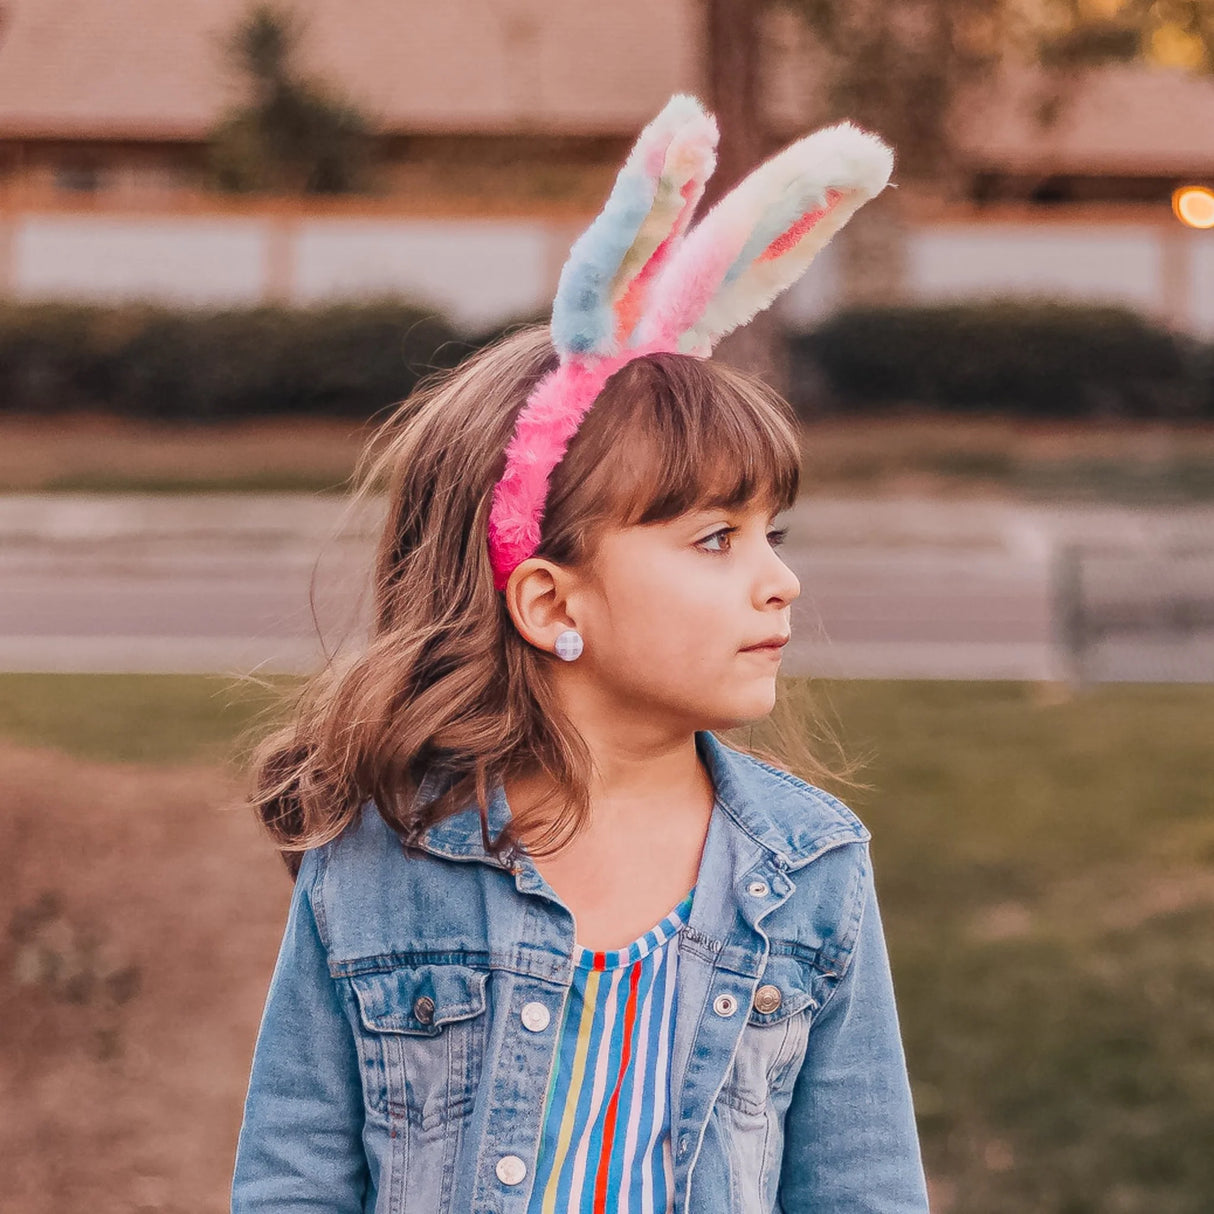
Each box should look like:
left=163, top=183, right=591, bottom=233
left=528, top=888, right=696, bottom=1214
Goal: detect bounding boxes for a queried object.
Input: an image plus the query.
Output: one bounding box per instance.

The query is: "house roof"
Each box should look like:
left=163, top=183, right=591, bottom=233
left=1, top=0, right=1212, bottom=177
left=0, top=0, right=701, bottom=139
left=953, top=61, right=1214, bottom=175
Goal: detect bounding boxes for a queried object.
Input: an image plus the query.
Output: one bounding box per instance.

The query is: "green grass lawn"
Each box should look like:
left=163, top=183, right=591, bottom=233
left=821, top=680, right=1214, bottom=1213
left=0, top=672, right=296, bottom=765
left=1, top=674, right=1211, bottom=1211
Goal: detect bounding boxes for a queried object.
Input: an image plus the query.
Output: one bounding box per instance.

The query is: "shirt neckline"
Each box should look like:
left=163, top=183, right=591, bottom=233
left=573, top=886, right=695, bottom=971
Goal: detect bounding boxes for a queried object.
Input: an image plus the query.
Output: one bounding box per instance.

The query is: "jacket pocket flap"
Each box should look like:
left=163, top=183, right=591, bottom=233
left=747, top=952, right=821, bottom=1025
left=350, top=964, right=490, bottom=1035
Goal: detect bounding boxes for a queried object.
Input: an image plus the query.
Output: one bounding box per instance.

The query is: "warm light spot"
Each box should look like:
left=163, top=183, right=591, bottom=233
left=1149, top=24, right=1207, bottom=71
left=1173, top=186, right=1214, bottom=230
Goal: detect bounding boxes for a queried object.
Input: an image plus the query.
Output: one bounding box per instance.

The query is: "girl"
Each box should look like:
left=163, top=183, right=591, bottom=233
left=232, top=96, right=930, bottom=1213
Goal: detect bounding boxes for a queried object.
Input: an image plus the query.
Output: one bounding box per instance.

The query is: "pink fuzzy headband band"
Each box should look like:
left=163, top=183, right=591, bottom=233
left=486, top=93, right=894, bottom=591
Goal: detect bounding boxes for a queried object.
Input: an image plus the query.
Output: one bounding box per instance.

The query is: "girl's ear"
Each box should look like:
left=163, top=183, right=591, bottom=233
left=550, top=94, right=718, bottom=359
left=636, top=120, right=895, bottom=356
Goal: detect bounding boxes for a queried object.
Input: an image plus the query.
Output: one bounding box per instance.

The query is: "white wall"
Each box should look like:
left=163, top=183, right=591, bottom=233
left=5, top=212, right=557, bottom=329
left=3, top=210, right=1212, bottom=337
left=905, top=224, right=1165, bottom=313
left=1192, top=234, right=1214, bottom=337
left=15, top=217, right=268, bottom=304
left=292, top=218, right=551, bottom=330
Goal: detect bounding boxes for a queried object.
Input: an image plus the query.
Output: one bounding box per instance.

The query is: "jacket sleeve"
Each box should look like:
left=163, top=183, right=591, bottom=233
left=777, top=846, right=931, bottom=1212
left=231, top=846, right=370, bottom=1213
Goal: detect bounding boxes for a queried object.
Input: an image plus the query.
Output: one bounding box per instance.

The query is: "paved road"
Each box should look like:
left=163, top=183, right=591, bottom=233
left=0, top=494, right=1211, bottom=681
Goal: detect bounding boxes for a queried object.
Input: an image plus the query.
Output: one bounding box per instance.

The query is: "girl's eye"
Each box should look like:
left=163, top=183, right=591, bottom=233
left=698, top=526, right=789, bottom=553
left=698, top=528, right=732, bottom=552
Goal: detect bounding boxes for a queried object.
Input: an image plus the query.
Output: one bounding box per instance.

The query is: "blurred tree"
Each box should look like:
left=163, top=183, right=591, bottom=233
left=704, top=0, right=1214, bottom=378
left=208, top=4, right=376, bottom=194
left=702, top=0, right=786, bottom=383
left=1036, top=0, right=1214, bottom=73
left=794, top=0, right=1214, bottom=306
left=785, top=0, right=1212, bottom=190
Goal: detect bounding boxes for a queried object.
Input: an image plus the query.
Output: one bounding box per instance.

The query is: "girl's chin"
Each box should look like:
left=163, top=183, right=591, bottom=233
left=716, top=685, right=778, bottom=722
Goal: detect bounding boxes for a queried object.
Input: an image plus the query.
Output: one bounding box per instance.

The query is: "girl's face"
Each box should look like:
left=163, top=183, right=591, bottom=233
left=511, top=498, right=800, bottom=735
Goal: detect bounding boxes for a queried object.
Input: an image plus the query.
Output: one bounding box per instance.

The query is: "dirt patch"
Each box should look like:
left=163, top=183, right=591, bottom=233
left=0, top=743, right=289, bottom=1213
left=0, top=415, right=371, bottom=491
left=798, top=414, right=1214, bottom=501
left=4, top=412, right=1214, bottom=496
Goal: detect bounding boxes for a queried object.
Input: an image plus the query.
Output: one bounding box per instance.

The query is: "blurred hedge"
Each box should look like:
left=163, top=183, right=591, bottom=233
left=1, top=297, right=1211, bottom=422
left=788, top=300, right=1212, bottom=420
left=0, top=300, right=470, bottom=421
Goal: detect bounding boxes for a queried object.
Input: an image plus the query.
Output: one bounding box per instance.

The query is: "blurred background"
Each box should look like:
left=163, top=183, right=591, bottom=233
left=1, top=1, right=1212, bottom=1210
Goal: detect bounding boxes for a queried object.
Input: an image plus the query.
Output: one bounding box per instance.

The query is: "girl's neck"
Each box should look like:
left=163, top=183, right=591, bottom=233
left=507, top=746, right=716, bottom=952
left=506, top=733, right=716, bottom=853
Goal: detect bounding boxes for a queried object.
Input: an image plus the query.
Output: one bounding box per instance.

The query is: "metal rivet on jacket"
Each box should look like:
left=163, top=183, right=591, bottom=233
left=753, top=984, right=783, bottom=1014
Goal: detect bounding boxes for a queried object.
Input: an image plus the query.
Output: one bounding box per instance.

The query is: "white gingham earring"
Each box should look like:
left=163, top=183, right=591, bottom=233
left=554, top=628, right=584, bottom=662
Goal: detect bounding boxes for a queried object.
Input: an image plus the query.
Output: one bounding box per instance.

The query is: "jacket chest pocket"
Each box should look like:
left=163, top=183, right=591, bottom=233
left=348, top=963, right=491, bottom=1133
left=719, top=953, right=822, bottom=1117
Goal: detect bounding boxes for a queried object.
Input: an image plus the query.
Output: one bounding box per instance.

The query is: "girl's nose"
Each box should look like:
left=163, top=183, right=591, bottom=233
left=759, top=550, right=800, bottom=608
left=773, top=566, right=801, bottom=607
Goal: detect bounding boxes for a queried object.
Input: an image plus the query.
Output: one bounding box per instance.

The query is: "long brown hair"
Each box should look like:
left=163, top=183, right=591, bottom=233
left=250, top=324, right=868, bottom=875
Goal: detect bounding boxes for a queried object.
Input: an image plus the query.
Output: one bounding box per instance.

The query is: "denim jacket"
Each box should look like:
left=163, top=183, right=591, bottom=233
left=231, top=730, right=930, bottom=1213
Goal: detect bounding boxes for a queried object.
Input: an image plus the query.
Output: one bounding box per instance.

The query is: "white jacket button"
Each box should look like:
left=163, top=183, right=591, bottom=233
left=521, top=1001, right=551, bottom=1032
left=712, top=993, right=738, bottom=1017
left=496, top=1155, right=527, bottom=1185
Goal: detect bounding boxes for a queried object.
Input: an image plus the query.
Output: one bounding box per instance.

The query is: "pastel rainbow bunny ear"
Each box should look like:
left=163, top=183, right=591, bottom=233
left=550, top=93, right=718, bottom=359
left=635, top=120, right=895, bottom=355
left=488, top=98, right=895, bottom=592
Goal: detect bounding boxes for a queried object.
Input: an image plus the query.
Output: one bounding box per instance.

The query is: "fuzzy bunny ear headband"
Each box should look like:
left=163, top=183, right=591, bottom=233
left=487, top=93, right=894, bottom=590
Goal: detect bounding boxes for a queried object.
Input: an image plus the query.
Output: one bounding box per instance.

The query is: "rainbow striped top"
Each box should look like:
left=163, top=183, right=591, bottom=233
left=527, top=888, right=696, bottom=1213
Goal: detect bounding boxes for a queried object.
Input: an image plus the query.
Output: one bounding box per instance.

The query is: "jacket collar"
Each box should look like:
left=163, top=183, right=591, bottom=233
left=693, top=729, right=870, bottom=866
left=412, top=730, right=869, bottom=871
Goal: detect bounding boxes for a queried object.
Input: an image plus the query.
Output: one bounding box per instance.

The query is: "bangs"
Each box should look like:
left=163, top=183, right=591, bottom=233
left=566, top=353, right=801, bottom=532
